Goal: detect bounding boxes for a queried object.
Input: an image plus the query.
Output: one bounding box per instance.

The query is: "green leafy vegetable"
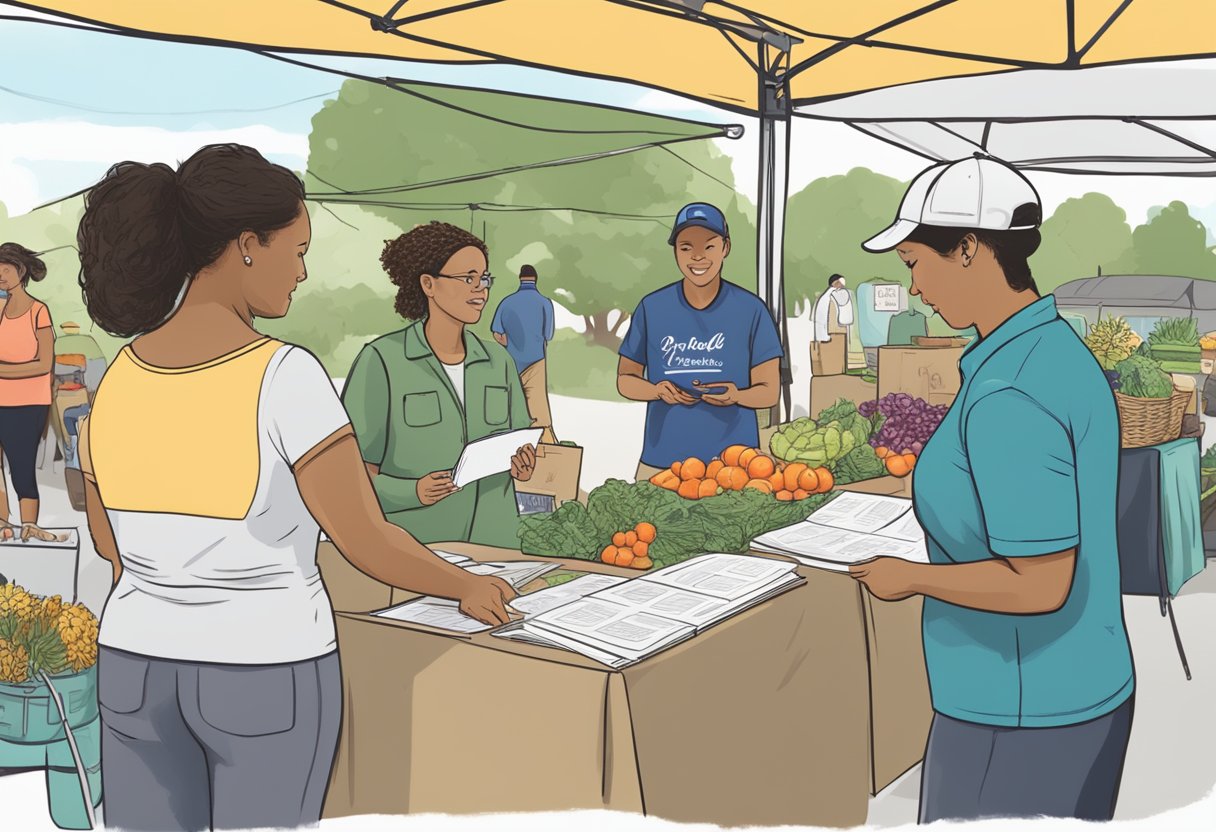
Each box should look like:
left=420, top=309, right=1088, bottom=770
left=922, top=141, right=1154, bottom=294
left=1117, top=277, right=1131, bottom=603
left=1149, top=317, right=1200, bottom=347
left=1084, top=316, right=1138, bottom=371
left=833, top=444, right=886, bottom=484
left=1114, top=354, right=1174, bottom=399
left=519, top=501, right=600, bottom=559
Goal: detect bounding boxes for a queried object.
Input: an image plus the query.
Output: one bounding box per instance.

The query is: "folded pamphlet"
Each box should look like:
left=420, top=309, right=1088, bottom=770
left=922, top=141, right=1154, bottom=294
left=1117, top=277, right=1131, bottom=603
left=452, top=428, right=543, bottom=489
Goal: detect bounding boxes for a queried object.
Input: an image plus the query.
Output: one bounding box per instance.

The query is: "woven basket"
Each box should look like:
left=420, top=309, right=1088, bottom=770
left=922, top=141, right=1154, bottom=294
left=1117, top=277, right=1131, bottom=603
left=1115, top=387, right=1190, bottom=448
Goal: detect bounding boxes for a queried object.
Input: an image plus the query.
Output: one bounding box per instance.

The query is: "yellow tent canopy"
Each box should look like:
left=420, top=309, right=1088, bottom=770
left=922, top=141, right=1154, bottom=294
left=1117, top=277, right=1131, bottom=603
left=20, top=1, right=1216, bottom=114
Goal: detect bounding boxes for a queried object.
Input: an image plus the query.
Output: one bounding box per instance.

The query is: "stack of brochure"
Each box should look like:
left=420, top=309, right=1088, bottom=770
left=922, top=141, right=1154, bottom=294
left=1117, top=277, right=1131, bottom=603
left=493, top=554, right=804, bottom=668
left=751, top=492, right=930, bottom=571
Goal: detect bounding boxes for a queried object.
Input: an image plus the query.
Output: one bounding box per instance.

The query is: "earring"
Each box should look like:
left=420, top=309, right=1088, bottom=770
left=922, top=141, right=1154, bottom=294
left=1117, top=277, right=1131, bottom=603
left=243, top=255, right=253, bottom=267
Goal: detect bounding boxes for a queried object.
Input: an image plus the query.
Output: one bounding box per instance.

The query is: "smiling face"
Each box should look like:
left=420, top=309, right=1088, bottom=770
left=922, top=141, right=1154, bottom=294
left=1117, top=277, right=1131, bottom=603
left=674, top=226, right=730, bottom=287
left=896, top=239, right=980, bottom=330
left=243, top=204, right=310, bottom=320
left=0, top=261, right=25, bottom=293
left=421, top=245, right=490, bottom=326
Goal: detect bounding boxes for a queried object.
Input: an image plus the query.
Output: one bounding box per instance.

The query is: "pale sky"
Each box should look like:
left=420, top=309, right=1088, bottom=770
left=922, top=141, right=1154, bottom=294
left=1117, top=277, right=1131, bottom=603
left=2, top=5, right=1215, bottom=232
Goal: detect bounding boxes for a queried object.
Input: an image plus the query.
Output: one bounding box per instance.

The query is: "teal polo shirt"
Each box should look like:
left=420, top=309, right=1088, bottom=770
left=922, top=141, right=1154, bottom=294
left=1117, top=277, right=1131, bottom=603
left=913, top=295, right=1134, bottom=728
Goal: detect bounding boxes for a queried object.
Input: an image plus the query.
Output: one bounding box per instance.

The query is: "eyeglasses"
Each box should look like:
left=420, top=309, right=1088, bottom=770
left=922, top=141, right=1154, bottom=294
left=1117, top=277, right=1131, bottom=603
left=436, top=272, right=494, bottom=290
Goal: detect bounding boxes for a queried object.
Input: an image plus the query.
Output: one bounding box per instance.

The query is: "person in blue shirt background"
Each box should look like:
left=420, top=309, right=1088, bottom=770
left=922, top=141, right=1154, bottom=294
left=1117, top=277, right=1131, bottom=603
left=617, top=202, right=783, bottom=479
left=491, top=263, right=557, bottom=444
left=850, top=156, right=1135, bottom=823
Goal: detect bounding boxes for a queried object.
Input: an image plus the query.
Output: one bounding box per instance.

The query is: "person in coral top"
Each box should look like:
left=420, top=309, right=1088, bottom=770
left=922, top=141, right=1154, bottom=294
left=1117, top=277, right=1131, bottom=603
left=0, top=242, right=54, bottom=538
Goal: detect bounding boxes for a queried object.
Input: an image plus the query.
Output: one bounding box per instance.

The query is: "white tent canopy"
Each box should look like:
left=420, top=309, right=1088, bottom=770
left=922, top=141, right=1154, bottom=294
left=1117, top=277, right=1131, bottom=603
left=796, top=62, right=1216, bottom=176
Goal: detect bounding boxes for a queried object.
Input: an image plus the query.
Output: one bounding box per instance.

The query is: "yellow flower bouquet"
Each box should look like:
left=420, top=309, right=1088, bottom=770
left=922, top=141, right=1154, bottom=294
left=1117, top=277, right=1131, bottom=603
left=0, top=583, right=98, bottom=685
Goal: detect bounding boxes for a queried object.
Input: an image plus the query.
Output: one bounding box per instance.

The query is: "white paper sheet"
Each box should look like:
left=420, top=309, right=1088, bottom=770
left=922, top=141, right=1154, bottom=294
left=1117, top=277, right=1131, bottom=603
left=645, top=553, right=798, bottom=601
left=465, top=560, right=558, bottom=588
left=537, top=598, right=693, bottom=656
left=508, top=574, right=627, bottom=617
left=451, top=428, right=544, bottom=488
left=876, top=511, right=926, bottom=544
left=432, top=550, right=474, bottom=566
left=593, top=581, right=728, bottom=627
left=371, top=597, right=491, bottom=633
left=0, top=528, right=79, bottom=549
left=754, top=522, right=927, bottom=567
left=806, top=492, right=912, bottom=534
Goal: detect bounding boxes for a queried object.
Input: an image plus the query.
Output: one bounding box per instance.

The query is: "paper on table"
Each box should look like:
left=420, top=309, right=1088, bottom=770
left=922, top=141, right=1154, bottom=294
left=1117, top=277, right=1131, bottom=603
left=371, top=596, right=491, bottom=634
left=593, top=580, right=728, bottom=627
left=466, top=560, right=559, bottom=588
left=539, top=598, right=692, bottom=657
left=0, top=528, right=79, bottom=548
left=808, top=492, right=912, bottom=534
left=508, top=574, right=627, bottom=617
left=433, top=550, right=474, bottom=566
left=645, top=553, right=798, bottom=602
left=452, top=428, right=544, bottom=489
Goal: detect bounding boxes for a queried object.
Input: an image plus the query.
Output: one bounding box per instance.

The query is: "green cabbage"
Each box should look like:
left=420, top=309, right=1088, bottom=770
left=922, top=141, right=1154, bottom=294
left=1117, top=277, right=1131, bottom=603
left=833, top=445, right=886, bottom=485
left=1114, top=355, right=1174, bottom=399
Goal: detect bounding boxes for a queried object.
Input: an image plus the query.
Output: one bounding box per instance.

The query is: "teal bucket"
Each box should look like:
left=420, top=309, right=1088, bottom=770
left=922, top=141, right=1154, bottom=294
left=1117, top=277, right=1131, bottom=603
left=0, top=665, right=98, bottom=744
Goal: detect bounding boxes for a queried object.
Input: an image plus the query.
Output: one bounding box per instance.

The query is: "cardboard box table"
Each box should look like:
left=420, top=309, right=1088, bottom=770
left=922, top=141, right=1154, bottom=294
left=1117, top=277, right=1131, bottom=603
left=317, top=541, right=929, bottom=826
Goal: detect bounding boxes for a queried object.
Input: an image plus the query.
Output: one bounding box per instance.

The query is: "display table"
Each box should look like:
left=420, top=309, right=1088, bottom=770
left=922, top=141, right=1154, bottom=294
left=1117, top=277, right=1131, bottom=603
left=1119, top=439, right=1205, bottom=597
left=317, top=542, right=930, bottom=827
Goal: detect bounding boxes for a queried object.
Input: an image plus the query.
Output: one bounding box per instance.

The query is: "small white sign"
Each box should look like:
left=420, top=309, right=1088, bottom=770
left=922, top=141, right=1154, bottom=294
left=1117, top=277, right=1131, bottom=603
left=873, top=284, right=904, bottom=312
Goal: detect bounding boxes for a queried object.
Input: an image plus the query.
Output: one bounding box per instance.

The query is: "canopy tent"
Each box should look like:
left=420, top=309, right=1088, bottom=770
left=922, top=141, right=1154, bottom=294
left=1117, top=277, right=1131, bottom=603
left=1054, top=275, right=1216, bottom=340
left=796, top=62, right=1216, bottom=176
left=17, top=0, right=1216, bottom=417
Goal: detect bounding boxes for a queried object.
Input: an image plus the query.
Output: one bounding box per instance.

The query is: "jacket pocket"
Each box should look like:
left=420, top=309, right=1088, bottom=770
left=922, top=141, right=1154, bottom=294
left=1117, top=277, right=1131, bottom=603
left=484, top=385, right=509, bottom=426
left=403, top=391, right=442, bottom=427
left=198, top=665, right=296, bottom=737
left=97, top=650, right=149, bottom=715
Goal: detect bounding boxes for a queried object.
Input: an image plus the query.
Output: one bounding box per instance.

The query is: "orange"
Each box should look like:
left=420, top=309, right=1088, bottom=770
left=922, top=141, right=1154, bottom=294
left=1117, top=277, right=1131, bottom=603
left=744, top=479, right=773, bottom=494
left=775, top=490, right=794, bottom=501
left=721, top=444, right=749, bottom=467
left=903, top=453, right=917, bottom=469
left=671, top=460, right=683, bottom=478
left=747, top=455, right=776, bottom=480
left=635, top=522, right=657, bottom=543
left=875, top=446, right=891, bottom=459
left=717, top=466, right=748, bottom=491
left=793, top=489, right=810, bottom=500
left=678, top=479, right=702, bottom=500
left=798, top=469, right=820, bottom=494
left=612, top=531, right=627, bottom=548
left=768, top=472, right=785, bottom=491
left=624, top=531, right=638, bottom=548
left=615, top=548, right=635, bottom=568
left=817, top=468, right=835, bottom=492
left=783, top=463, right=809, bottom=492
left=680, top=457, right=707, bottom=481
left=632, top=540, right=649, bottom=558
left=601, top=545, right=617, bottom=565
left=705, top=459, right=725, bottom=481
left=632, top=556, right=654, bottom=570
left=886, top=457, right=911, bottom=478
left=738, top=448, right=760, bottom=470
left=698, top=479, right=719, bottom=498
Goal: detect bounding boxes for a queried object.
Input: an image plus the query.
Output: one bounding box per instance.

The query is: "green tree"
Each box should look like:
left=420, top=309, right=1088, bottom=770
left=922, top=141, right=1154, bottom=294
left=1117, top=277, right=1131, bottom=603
left=307, top=80, right=752, bottom=352
left=1115, top=200, right=1216, bottom=278
left=1030, top=193, right=1133, bottom=293
left=783, top=168, right=908, bottom=315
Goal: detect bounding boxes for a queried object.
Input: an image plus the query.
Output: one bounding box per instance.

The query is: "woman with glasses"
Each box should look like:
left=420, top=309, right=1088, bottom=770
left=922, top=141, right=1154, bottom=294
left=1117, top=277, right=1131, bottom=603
left=342, top=221, right=536, bottom=548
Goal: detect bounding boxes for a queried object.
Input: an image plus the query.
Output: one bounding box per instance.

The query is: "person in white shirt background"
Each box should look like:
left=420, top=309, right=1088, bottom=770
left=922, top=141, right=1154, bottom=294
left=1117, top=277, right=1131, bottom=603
left=811, top=273, right=854, bottom=376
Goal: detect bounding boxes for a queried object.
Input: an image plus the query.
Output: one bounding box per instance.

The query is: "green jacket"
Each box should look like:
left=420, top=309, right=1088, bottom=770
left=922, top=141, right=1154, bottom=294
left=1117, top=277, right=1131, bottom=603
left=342, top=321, right=531, bottom=548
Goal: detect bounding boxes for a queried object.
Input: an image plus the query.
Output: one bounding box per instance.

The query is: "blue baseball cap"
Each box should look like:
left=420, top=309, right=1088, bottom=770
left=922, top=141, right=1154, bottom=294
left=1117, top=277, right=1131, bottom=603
left=668, top=202, right=729, bottom=245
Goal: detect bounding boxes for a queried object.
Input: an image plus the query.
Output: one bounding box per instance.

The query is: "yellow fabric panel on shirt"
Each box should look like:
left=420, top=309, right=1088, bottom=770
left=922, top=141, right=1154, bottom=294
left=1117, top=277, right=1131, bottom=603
left=89, top=338, right=282, bottom=519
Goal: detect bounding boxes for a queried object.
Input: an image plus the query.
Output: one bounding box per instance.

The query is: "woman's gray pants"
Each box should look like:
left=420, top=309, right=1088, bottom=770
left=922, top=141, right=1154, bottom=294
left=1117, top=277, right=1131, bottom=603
left=97, top=646, right=342, bottom=831
left=919, top=695, right=1134, bottom=823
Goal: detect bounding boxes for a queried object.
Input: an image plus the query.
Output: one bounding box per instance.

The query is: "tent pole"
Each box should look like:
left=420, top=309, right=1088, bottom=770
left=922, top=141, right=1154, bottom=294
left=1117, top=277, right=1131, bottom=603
left=756, top=44, right=794, bottom=427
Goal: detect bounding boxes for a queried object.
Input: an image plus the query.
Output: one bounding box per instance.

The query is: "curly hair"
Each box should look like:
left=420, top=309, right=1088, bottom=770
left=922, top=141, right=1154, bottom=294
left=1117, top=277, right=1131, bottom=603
left=381, top=221, right=489, bottom=320
left=0, top=243, right=48, bottom=286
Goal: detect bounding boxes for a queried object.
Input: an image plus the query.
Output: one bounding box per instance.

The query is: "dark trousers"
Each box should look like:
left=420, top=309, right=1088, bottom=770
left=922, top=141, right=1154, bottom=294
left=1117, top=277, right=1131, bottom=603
left=0, top=404, right=49, bottom=500
left=919, top=695, right=1134, bottom=823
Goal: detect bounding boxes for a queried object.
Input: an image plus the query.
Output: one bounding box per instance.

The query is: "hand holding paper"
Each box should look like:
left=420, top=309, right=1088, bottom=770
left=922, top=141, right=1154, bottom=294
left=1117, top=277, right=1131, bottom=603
left=452, top=428, right=543, bottom=488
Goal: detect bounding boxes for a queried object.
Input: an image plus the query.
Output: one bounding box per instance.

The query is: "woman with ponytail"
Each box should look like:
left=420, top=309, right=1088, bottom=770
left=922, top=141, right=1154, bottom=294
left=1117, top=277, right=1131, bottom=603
left=0, top=242, right=54, bottom=537
left=77, top=144, right=516, bottom=832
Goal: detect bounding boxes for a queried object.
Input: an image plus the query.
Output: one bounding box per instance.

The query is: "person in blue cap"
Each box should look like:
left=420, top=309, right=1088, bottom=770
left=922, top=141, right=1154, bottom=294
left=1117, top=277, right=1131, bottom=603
left=617, top=202, right=783, bottom=479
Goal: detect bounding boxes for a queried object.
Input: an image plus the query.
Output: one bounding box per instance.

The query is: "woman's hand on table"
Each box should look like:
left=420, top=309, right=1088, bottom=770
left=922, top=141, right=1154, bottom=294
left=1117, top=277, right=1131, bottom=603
left=511, top=444, right=537, bottom=482
left=417, top=470, right=459, bottom=506
left=458, top=574, right=519, bottom=626
left=848, top=557, right=919, bottom=602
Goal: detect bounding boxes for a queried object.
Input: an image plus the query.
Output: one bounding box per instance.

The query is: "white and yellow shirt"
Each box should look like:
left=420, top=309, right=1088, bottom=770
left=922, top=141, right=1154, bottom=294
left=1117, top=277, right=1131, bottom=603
left=81, top=338, right=352, bottom=664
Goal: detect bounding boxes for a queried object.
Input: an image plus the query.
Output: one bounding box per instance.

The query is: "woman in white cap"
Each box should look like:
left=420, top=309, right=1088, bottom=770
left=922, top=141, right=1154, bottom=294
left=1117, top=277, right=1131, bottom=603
left=849, top=155, right=1134, bottom=822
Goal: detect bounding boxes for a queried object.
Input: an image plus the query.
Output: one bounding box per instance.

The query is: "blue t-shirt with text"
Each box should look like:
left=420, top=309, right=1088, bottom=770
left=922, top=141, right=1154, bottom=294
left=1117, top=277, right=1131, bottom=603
left=619, top=280, right=783, bottom=468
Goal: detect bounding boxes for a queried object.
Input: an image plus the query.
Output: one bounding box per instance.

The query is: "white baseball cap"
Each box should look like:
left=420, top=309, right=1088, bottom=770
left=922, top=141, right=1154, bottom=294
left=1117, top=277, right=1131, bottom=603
left=862, top=155, right=1042, bottom=253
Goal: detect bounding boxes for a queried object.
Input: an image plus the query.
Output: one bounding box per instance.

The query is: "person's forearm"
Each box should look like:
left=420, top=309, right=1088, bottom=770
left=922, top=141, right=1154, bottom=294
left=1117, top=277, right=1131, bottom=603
left=905, top=560, right=1069, bottom=614
left=334, top=519, right=472, bottom=602
left=618, top=373, right=659, bottom=402
left=733, top=382, right=780, bottom=410
left=0, top=361, right=49, bottom=379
